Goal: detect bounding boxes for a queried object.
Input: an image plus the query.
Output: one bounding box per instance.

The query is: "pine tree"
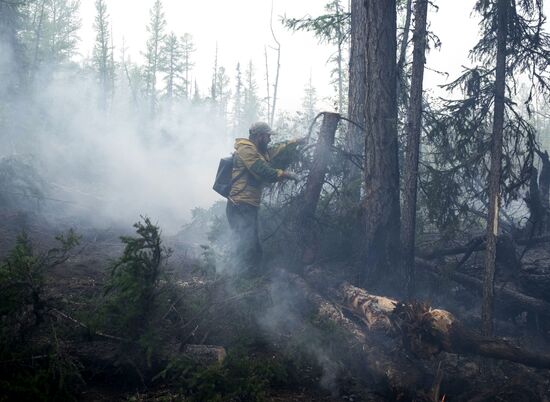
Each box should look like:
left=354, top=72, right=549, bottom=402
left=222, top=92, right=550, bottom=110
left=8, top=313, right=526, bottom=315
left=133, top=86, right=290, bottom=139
left=22, top=0, right=81, bottom=71
left=160, top=32, right=183, bottom=101
left=242, top=60, right=261, bottom=127
left=362, top=0, right=401, bottom=287
left=416, top=0, right=550, bottom=334
left=302, top=72, right=318, bottom=123
left=143, top=0, right=166, bottom=117
left=215, top=65, right=231, bottom=126
left=328, top=0, right=346, bottom=114
left=283, top=0, right=350, bottom=114
left=43, top=0, right=81, bottom=64
left=181, top=33, right=195, bottom=99
left=232, top=62, right=244, bottom=137
left=210, top=43, right=218, bottom=102
left=345, top=0, right=366, bottom=202
left=401, top=0, right=429, bottom=299
left=92, top=0, right=113, bottom=109
left=0, top=0, right=27, bottom=92
left=192, top=79, right=201, bottom=104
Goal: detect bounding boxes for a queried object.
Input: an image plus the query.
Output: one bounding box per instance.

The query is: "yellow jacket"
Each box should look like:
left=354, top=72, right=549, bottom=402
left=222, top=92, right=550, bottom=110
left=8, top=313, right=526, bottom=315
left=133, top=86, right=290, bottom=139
left=229, top=138, right=299, bottom=207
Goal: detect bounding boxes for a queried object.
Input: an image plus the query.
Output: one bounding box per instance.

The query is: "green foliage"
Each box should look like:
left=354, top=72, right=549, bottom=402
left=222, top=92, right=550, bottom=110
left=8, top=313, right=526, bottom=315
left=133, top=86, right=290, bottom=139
left=154, top=350, right=314, bottom=402
left=0, top=230, right=80, bottom=339
left=0, top=340, right=84, bottom=402
left=143, top=0, right=167, bottom=112
left=0, top=230, right=82, bottom=401
left=103, top=216, right=172, bottom=344
left=160, top=32, right=186, bottom=99
left=20, top=0, right=82, bottom=67
left=282, top=1, right=350, bottom=45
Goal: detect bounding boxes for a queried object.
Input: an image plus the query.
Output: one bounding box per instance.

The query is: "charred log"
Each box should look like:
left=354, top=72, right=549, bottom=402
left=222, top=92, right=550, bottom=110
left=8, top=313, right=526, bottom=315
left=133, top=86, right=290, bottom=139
left=339, top=282, right=550, bottom=369
left=284, top=271, right=427, bottom=394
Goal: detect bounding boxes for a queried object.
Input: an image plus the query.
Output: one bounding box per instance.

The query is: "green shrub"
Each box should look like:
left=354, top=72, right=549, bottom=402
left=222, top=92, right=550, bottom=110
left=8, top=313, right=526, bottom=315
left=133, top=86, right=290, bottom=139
left=104, top=217, right=170, bottom=330
left=0, top=230, right=80, bottom=341
left=0, top=230, right=83, bottom=401
left=101, top=216, right=172, bottom=369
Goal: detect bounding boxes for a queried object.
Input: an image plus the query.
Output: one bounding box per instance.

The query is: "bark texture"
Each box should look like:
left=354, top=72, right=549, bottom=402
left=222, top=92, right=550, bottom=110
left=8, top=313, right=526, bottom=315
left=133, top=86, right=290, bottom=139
left=536, top=149, right=550, bottom=232
left=482, top=0, right=508, bottom=336
left=396, top=0, right=413, bottom=106
left=345, top=0, right=367, bottom=202
left=401, top=0, right=429, bottom=299
left=363, top=0, right=401, bottom=286
left=539, top=150, right=550, bottom=213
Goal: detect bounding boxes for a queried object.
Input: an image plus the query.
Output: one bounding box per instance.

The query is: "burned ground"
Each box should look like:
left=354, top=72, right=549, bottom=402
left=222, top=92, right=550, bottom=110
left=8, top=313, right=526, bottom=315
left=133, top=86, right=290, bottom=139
left=1, top=208, right=550, bottom=402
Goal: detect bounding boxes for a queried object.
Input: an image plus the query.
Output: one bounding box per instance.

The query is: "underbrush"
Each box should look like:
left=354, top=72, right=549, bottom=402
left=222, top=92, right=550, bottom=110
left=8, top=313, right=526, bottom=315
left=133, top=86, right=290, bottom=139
left=0, top=214, right=363, bottom=401
left=0, top=230, right=83, bottom=401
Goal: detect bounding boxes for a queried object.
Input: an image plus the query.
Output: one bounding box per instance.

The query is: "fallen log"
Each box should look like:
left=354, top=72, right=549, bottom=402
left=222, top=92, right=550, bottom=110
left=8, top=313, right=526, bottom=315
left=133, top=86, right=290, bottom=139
left=415, top=257, right=550, bottom=318
left=282, top=271, right=427, bottom=394
left=182, top=344, right=226, bottom=365
left=418, top=235, right=550, bottom=260
left=339, top=282, right=550, bottom=369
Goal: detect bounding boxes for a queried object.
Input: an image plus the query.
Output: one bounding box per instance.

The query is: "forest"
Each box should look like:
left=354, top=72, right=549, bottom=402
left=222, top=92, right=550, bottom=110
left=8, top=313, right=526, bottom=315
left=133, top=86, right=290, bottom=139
left=1, top=0, right=550, bottom=401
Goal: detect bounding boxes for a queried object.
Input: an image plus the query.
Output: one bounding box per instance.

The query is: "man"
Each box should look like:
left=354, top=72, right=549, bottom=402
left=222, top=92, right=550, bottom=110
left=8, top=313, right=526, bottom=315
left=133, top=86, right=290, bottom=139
left=226, top=121, right=303, bottom=275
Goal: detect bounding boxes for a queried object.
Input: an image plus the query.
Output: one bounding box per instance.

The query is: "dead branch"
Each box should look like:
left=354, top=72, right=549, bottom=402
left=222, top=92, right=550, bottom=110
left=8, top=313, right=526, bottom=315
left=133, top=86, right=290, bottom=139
left=417, top=235, right=550, bottom=259
left=50, top=308, right=129, bottom=343
left=415, top=258, right=550, bottom=318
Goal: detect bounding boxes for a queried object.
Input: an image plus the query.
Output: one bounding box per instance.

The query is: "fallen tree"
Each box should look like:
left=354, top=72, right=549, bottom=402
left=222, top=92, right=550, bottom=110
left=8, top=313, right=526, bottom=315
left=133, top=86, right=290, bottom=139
left=297, top=267, right=550, bottom=370
left=417, top=234, right=550, bottom=260
left=415, top=257, right=550, bottom=318
left=339, top=281, right=550, bottom=369
left=282, top=270, right=428, bottom=396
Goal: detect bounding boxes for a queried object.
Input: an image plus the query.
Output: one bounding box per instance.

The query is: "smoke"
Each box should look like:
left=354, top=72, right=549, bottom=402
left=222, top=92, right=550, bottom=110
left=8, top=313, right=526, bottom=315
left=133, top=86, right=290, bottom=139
left=1, top=32, right=343, bottom=394
left=1, top=59, right=236, bottom=234
left=257, top=271, right=342, bottom=395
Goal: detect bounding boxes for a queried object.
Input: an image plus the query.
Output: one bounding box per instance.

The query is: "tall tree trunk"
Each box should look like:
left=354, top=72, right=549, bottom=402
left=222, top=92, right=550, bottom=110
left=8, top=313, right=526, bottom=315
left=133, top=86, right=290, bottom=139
left=269, top=0, right=280, bottom=126
left=31, top=0, right=47, bottom=80
left=396, top=0, right=413, bottom=107
left=344, top=0, right=367, bottom=202
left=363, top=0, right=401, bottom=287
left=537, top=149, right=550, bottom=232
left=401, top=0, right=429, bottom=299
left=264, top=46, right=271, bottom=124
left=482, top=0, right=508, bottom=336
left=335, top=0, right=344, bottom=114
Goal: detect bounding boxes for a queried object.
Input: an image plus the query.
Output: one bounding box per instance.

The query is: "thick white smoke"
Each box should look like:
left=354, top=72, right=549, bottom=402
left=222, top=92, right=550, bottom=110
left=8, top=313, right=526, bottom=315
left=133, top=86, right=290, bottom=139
left=3, top=61, right=235, bottom=234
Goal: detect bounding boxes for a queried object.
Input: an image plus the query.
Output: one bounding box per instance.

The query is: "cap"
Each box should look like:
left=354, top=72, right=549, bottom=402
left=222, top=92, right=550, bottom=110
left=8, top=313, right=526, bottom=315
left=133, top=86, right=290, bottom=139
left=249, top=121, right=273, bottom=136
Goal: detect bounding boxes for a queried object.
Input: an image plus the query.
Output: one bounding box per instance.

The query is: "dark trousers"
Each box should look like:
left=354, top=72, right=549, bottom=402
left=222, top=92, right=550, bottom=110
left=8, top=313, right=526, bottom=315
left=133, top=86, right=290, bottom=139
left=226, top=201, right=262, bottom=273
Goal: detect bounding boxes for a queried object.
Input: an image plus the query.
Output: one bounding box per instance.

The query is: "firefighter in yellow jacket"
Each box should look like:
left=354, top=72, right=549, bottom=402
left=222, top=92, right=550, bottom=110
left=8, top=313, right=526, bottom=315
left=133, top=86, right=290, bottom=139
left=227, top=121, right=303, bottom=275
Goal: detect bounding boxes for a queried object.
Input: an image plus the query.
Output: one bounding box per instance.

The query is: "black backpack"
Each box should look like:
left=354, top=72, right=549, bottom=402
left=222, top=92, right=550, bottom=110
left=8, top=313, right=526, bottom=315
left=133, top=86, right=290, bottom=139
left=212, top=154, right=246, bottom=198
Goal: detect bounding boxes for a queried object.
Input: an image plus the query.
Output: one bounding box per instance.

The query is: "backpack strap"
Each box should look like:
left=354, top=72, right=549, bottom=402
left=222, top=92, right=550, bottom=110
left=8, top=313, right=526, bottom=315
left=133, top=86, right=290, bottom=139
left=228, top=153, right=248, bottom=198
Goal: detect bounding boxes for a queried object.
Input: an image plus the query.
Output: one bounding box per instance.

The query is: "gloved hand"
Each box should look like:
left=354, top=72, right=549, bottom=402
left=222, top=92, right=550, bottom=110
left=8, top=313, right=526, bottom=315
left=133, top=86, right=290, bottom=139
left=280, top=170, right=300, bottom=182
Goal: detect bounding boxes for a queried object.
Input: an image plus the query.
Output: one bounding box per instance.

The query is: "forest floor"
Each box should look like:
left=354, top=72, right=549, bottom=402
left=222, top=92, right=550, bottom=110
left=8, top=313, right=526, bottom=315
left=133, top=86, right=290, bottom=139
left=0, top=209, right=347, bottom=401
left=2, top=208, right=550, bottom=401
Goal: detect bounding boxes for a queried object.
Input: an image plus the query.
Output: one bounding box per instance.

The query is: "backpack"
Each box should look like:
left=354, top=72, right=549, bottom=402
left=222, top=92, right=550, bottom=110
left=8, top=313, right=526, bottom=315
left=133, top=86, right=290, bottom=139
left=212, top=153, right=246, bottom=198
